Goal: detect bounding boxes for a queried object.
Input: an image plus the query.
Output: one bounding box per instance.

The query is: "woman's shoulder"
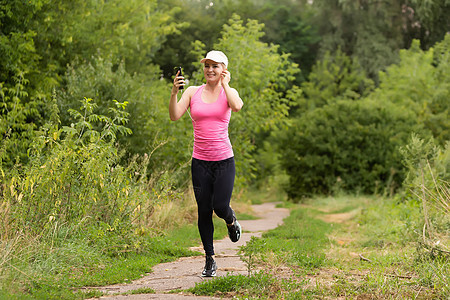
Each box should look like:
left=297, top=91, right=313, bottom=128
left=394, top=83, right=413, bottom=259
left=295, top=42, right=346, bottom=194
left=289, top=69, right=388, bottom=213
left=185, top=85, right=203, bottom=96
left=186, top=85, right=202, bottom=91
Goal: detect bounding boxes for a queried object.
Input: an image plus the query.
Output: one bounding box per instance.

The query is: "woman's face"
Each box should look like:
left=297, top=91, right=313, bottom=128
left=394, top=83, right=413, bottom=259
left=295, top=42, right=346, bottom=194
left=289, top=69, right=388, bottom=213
left=203, top=60, right=225, bottom=82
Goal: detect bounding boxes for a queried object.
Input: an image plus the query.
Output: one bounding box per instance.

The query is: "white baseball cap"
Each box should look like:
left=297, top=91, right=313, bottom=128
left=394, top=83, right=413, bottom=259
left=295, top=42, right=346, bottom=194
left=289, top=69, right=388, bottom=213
left=200, top=50, right=228, bottom=68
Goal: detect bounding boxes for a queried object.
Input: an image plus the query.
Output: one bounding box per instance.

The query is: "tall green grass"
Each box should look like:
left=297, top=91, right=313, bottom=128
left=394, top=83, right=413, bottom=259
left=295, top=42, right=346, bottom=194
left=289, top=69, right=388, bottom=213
left=0, top=98, right=202, bottom=299
left=0, top=219, right=202, bottom=299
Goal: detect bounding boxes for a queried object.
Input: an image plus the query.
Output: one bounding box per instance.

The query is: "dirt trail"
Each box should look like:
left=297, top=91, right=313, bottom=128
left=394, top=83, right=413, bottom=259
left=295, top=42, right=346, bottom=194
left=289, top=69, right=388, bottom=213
left=92, top=202, right=290, bottom=299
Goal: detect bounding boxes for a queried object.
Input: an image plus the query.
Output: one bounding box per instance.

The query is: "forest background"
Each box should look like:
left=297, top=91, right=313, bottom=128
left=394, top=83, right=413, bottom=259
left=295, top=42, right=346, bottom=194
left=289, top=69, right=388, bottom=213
left=0, top=0, right=449, bottom=298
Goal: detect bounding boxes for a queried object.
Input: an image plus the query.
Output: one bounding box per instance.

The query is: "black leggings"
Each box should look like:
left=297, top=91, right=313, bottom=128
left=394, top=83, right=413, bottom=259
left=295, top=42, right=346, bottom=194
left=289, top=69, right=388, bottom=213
left=191, top=157, right=235, bottom=256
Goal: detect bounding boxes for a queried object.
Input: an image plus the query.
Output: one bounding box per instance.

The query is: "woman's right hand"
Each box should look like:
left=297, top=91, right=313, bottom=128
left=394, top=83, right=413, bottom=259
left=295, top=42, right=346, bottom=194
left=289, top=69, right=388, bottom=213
left=172, top=70, right=185, bottom=93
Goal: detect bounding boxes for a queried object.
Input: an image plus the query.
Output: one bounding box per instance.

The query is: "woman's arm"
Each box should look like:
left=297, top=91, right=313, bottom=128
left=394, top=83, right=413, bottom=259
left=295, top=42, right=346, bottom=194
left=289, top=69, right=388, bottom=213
left=169, top=71, right=194, bottom=121
left=221, top=70, right=243, bottom=112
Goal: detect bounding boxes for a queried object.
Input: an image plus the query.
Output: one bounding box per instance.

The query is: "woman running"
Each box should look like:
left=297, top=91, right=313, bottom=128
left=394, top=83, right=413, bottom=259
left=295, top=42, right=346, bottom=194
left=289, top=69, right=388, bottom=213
left=169, top=50, right=243, bottom=277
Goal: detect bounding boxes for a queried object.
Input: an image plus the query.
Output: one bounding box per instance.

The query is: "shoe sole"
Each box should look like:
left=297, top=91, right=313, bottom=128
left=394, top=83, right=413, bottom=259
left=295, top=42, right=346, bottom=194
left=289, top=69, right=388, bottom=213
left=201, top=271, right=216, bottom=277
left=229, top=221, right=241, bottom=242
left=202, top=261, right=217, bottom=277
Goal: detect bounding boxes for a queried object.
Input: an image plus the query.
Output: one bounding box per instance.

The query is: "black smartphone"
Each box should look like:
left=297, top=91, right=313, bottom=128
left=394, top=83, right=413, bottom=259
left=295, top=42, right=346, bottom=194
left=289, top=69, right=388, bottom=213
left=177, top=66, right=183, bottom=89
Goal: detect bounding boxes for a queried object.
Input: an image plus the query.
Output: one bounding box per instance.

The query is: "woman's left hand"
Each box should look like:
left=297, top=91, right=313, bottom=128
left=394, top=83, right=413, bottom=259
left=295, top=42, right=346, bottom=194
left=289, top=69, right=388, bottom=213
left=221, top=70, right=231, bottom=86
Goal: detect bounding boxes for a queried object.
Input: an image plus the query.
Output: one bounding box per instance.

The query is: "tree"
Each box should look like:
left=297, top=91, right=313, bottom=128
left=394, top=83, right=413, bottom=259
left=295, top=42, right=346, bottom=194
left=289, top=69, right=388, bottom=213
left=278, top=37, right=448, bottom=199
left=0, top=0, right=52, bottom=165
left=298, top=48, right=374, bottom=112
left=252, top=0, right=320, bottom=82
left=407, top=0, right=450, bottom=49
left=154, top=0, right=320, bottom=83
left=369, top=37, right=450, bottom=145
left=0, top=0, right=182, bottom=165
left=280, top=98, right=423, bottom=199
left=310, top=0, right=420, bottom=81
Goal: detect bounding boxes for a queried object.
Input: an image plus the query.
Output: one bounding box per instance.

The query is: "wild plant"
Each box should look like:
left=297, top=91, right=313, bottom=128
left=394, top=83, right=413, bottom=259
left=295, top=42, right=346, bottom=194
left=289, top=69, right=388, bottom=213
left=238, top=236, right=266, bottom=275
left=1, top=97, right=153, bottom=243
left=400, top=134, right=449, bottom=252
left=400, top=134, right=449, bottom=297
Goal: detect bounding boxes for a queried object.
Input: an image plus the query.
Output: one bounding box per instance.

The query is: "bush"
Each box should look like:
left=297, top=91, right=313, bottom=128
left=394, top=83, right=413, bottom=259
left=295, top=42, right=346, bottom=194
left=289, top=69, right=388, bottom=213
left=279, top=37, right=449, bottom=200
left=0, top=97, right=153, bottom=239
left=280, top=98, right=424, bottom=199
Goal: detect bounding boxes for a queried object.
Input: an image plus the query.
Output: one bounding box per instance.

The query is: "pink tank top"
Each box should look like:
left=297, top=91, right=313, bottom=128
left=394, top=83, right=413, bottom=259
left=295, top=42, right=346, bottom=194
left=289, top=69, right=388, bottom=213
left=189, top=85, right=234, bottom=161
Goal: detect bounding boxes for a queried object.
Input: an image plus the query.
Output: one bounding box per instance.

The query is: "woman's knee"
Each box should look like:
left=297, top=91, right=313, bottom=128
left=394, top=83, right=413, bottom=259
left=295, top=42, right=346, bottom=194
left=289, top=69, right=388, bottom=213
left=214, top=204, right=230, bottom=220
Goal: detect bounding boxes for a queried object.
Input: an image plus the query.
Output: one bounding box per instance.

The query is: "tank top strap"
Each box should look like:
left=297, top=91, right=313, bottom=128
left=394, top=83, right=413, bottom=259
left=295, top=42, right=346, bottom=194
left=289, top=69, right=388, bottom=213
left=190, top=85, right=205, bottom=106
left=217, top=87, right=227, bottom=104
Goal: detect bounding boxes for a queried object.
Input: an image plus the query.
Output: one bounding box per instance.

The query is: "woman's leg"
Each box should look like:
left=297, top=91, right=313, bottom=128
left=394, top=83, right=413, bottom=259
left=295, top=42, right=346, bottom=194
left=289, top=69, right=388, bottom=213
left=212, top=157, right=235, bottom=224
left=191, top=158, right=215, bottom=256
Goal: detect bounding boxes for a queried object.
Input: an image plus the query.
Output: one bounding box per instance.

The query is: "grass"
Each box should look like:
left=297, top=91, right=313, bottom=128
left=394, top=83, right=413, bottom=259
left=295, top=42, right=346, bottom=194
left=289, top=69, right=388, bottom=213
left=188, top=193, right=449, bottom=299
left=259, top=207, right=332, bottom=269
left=188, top=272, right=278, bottom=297
left=244, top=185, right=288, bottom=205
left=122, top=287, right=155, bottom=295
left=0, top=221, right=202, bottom=299
left=2, top=188, right=448, bottom=299
left=0, top=188, right=256, bottom=300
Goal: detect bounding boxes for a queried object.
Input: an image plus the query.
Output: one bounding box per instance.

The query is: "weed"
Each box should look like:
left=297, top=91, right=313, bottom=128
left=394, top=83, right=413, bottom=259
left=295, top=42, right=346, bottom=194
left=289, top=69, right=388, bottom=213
left=238, top=236, right=266, bottom=275
left=122, top=287, right=155, bottom=295
left=188, top=271, right=282, bottom=298
left=0, top=213, right=201, bottom=298
left=414, top=255, right=449, bottom=298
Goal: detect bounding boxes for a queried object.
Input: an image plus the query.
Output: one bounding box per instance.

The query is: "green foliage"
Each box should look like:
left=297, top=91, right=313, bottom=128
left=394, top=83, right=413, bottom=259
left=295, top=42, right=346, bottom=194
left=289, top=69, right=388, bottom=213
left=282, top=98, right=423, bottom=199
left=399, top=135, right=449, bottom=264
left=414, top=255, right=449, bottom=296
left=0, top=223, right=199, bottom=298
left=298, top=48, right=374, bottom=111
left=261, top=207, right=331, bottom=269
left=279, top=37, right=448, bottom=199
left=356, top=194, right=449, bottom=299
left=357, top=196, right=422, bottom=247
left=400, top=134, right=450, bottom=196
left=58, top=56, right=195, bottom=188
left=32, top=0, right=183, bottom=74
left=256, top=0, right=320, bottom=81
left=154, top=0, right=320, bottom=81
left=1, top=0, right=183, bottom=167
left=409, top=0, right=450, bottom=48
left=1, top=98, right=146, bottom=238
left=0, top=75, right=39, bottom=166
left=1, top=1, right=449, bottom=297
left=373, top=38, right=450, bottom=145
left=311, top=0, right=405, bottom=80
left=124, top=287, right=155, bottom=295
left=205, top=14, right=300, bottom=186
left=0, top=3, right=50, bottom=166
left=189, top=271, right=284, bottom=298
left=239, top=236, right=266, bottom=275
left=237, top=206, right=331, bottom=272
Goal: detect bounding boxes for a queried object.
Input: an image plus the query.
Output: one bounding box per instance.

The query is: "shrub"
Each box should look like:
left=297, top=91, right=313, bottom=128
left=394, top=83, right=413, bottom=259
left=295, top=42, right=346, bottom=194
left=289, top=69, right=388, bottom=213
left=279, top=37, right=449, bottom=200
left=0, top=97, right=153, bottom=239
left=280, top=98, right=424, bottom=199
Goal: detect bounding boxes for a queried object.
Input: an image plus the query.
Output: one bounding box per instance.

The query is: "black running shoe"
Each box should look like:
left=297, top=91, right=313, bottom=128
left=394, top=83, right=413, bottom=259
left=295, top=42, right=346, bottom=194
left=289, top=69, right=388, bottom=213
left=202, top=255, right=217, bottom=277
left=227, top=210, right=241, bottom=243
